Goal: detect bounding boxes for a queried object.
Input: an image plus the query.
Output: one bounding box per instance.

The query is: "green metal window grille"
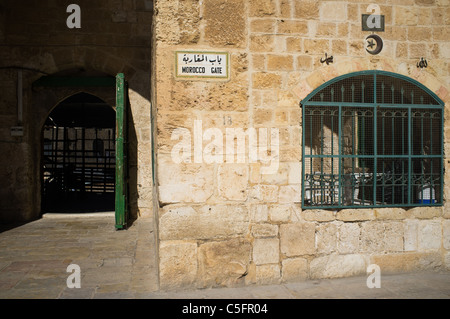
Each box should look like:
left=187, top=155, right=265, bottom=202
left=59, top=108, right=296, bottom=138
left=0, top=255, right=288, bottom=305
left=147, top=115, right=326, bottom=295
left=301, top=71, right=444, bottom=209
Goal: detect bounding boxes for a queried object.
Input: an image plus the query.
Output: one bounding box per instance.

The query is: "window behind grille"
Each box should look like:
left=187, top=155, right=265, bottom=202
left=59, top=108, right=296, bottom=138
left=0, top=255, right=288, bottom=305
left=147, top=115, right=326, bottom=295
left=301, top=71, right=444, bottom=209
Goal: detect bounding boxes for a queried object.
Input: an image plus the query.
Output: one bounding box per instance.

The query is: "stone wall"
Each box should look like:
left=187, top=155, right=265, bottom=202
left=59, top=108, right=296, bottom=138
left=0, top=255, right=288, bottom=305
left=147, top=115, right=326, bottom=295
left=1, top=0, right=449, bottom=292
left=154, top=0, right=450, bottom=289
left=0, top=1, right=154, bottom=221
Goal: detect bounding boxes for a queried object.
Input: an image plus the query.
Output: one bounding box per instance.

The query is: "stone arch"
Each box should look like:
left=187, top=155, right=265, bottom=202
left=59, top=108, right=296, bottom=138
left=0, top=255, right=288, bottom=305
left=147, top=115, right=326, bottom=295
left=17, top=47, right=150, bottom=220
left=0, top=1, right=153, bottom=223
left=34, top=85, right=116, bottom=132
left=40, top=92, right=116, bottom=213
left=25, top=62, right=136, bottom=220
left=23, top=47, right=137, bottom=83
left=292, top=58, right=450, bottom=106
left=29, top=73, right=117, bottom=217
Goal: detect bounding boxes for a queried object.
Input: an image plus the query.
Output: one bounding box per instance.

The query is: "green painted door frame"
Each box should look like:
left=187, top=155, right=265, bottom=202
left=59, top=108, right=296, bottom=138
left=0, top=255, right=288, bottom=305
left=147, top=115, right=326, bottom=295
left=34, top=74, right=127, bottom=227
left=115, top=73, right=128, bottom=229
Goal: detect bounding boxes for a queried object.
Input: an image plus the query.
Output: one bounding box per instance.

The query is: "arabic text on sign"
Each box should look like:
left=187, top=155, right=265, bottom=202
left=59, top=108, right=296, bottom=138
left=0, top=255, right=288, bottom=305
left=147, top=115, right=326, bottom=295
left=182, top=54, right=223, bottom=66
left=176, top=52, right=228, bottom=78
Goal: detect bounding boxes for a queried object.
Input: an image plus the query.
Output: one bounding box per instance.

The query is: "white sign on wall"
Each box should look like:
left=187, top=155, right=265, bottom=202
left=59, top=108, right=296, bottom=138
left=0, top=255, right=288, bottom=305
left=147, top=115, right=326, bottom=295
left=175, top=51, right=229, bottom=79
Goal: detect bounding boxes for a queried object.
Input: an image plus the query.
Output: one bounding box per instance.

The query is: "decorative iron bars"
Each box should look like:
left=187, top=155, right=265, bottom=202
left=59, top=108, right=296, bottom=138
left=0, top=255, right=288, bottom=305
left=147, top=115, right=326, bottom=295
left=301, top=71, right=444, bottom=209
left=43, top=126, right=116, bottom=196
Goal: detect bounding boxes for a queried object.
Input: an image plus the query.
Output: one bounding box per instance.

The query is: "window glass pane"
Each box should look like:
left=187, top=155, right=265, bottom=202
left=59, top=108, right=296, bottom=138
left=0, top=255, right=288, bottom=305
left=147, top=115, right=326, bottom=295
left=304, top=107, right=339, bottom=156
left=375, top=158, right=409, bottom=205
left=302, top=72, right=443, bottom=209
left=377, top=108, right=408, bottom=156
left=341, top=158, right=375, bottom=206
left=411, top=157, right=442, bottom=204
left=309, top=75, right=374, bottom=103
left=341, top=107, right=374, bottom=156
left=304, top=158, right=339, bottom=207
left=412, top=109, right=442, bottom=155
left=376, top=75, right=440, bottom=105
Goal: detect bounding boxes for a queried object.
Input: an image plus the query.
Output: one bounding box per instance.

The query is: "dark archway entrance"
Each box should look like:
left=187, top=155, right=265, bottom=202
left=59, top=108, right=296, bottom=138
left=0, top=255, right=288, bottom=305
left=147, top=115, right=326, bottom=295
left=42, top=92, right=116, bottom=213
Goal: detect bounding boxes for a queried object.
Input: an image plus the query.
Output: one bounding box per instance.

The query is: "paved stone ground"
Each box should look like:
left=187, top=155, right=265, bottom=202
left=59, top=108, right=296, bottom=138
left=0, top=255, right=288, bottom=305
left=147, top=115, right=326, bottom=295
left=0, top=213, right=449, bottom=299
left=152, top=271, right=450, bottom=299
left=0, top=212, right=159, bottom=299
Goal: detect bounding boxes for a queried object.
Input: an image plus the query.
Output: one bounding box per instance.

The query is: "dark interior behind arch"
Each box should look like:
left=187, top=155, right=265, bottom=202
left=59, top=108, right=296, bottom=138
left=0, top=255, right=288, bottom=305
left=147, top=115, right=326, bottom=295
left=42, top=92, right=116, bottom=213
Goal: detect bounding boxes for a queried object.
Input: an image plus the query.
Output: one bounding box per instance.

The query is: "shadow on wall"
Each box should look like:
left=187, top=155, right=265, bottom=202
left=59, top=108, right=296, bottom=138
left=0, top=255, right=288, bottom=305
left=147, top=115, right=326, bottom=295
left=0, top=1, right=153, bottom=224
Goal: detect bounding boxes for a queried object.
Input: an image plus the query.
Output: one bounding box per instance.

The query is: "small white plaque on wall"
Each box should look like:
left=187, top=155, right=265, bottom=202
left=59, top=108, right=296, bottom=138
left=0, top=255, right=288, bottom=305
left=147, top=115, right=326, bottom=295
left=11, top=126, right=24, bottom=137
left=175, top=51, right=229, bottom=80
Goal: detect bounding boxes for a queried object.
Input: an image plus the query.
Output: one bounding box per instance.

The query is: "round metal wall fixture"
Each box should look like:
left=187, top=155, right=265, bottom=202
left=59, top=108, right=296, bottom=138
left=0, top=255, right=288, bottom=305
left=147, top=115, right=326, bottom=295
left=365, top=34, right=383, bottom=55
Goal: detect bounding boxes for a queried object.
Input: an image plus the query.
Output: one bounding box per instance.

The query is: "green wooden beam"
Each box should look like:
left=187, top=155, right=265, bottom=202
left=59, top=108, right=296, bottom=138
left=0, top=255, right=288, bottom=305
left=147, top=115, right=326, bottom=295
left=115, top=73, right=127, bottom=230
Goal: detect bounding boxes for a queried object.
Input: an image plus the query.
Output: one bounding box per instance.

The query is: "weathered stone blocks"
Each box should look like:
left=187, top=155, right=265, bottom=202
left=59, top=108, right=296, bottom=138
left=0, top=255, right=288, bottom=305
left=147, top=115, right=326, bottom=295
left=204, top=0, right=246, bottom=47
left=418, top=220, right=442, bottom=251
left=408, top=207, right=442, bottom=219
left=337, top=209, right=375, bottom=221
left=159, top=241, right=198, bottom=290
left=444, top=220, right=450, bottom=250
left=159, top=205, right=249, bottom=241
left=158, top=164, right=214, bottom=203
left=319, top=1, right=347, bottom=22
left=267, top=55, right=294, bottom=71
left=316, top=222, right=338, bottom=254
left=281, top=257, right=308, bottom=282
left=294, top=0, right=319, bottom=19
left=252, top=72, right=282, bottom=89
left=198, top=238, right=251, bottom=288
left=253, top=238, right=280, bottom=265
left=255, top=264, right=281, bottom=285
left=404, top=219, right=419, bottom=251
left=153, top=0, right=450, bottom=291
left=218, top=164, right=249, bottom=201
left=360, top=221, right=404, bottom=253
left=395, top=6, right=419, bottom=26
left=374, top=208, right=409, bottom=220
left=338, top=222, right=360, bottom=254
left=280, top=222, right=315, bottom=256
left=251, top=224, right=278, bottom=238
left=278, top=185, right=301, bottom=203
left=269, top=204, right=295, bottom=222
left=155, top=0, right=201, bottom=44
left=249, top=185, right=278, bottom=202
left=310, top=254, right=367, bottom=279
left=371, top=252, right=442, bottom=273
left=303, top=209, right=335, bottom=222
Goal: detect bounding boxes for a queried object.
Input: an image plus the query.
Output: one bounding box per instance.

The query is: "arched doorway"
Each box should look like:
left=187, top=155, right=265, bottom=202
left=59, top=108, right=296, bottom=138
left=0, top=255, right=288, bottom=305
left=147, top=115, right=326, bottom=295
left=41, top=92, right=116, bottom=213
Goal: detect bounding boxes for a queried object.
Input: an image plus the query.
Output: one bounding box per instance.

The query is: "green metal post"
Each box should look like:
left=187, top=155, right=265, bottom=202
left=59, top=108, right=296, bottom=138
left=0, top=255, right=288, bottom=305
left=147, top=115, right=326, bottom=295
left=407, top=108, right=412, bottom=204
left=301, top=104, right=305, bottom=208
left=338, top=105, right=342, bottom=206
left=115, top=73, right=127, bottom=230
left=373, top=105, right=377, bottom=205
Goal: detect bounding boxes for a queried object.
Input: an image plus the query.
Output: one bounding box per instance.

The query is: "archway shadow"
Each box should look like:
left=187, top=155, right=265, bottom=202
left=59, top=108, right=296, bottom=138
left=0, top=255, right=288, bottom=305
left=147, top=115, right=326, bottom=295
left=125, top=84, right=138, bottom=229
left=0, top=221, right=30, bottom=234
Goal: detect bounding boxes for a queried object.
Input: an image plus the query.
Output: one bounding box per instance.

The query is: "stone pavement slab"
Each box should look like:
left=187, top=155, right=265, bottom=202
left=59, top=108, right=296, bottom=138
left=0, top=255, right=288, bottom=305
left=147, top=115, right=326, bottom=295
left=0, top=213, right=449, bottom=300
left=144, top=271, right=450, bottom=299
left=0, top=213, right=159, bottom=299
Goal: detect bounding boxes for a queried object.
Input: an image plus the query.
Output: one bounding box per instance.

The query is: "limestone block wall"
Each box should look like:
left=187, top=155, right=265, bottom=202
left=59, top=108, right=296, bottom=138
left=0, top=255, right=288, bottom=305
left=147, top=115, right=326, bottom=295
left=0, top=1, right=154, bottom=221
left=154, top=0, right=450, bottom=290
